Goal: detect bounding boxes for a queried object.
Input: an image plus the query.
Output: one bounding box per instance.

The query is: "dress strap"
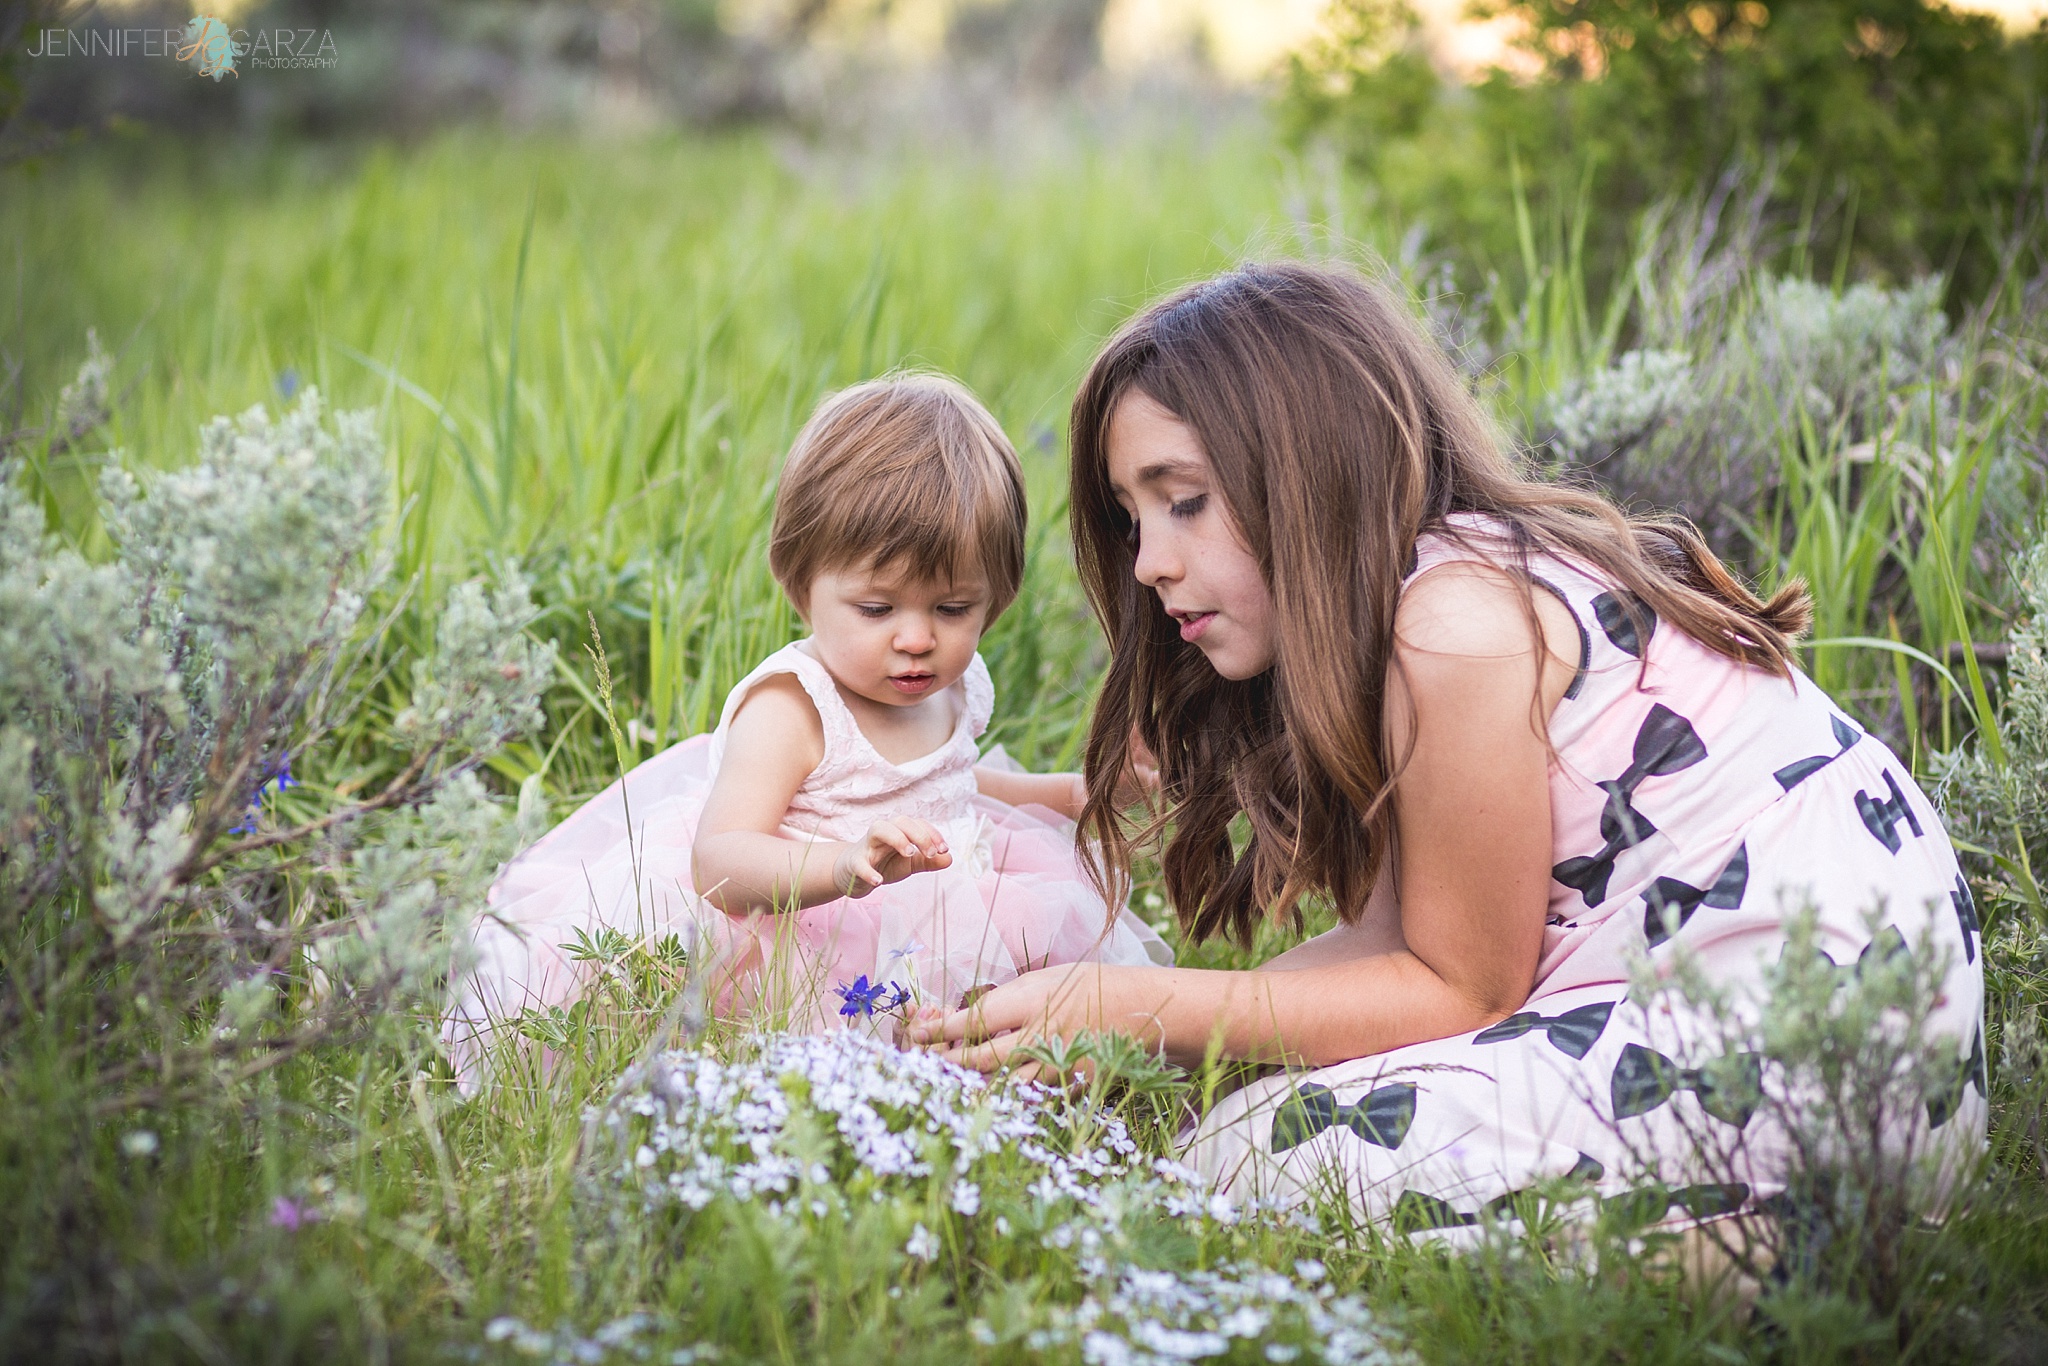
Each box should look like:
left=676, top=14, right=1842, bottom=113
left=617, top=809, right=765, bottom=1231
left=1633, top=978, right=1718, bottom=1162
left=962, top=652, right=994, bottom=739
left=707, top=641, right=863, bottom=774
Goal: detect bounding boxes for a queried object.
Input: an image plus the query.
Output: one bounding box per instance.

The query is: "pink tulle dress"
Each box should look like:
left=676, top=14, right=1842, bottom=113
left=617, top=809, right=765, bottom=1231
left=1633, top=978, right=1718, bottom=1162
left=442, top=640, right=1172, bottom=1091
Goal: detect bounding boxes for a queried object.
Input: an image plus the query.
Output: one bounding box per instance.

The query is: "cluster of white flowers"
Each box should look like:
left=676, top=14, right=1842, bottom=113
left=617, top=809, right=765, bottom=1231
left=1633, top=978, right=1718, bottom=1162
left=482, top=1313, right=719, bottom=1365
left=591, top=1033, right=1409, bottom=1365
left=599, top=1030, right=1172, bottom=1222
left=997, top=1262, right=1410, bottom=1366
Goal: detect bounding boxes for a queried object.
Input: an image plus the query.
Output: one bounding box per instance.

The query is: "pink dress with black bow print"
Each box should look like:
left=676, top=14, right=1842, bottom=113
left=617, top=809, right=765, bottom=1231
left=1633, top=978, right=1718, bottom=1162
left=1184, top=514, right=1987, bottom=1238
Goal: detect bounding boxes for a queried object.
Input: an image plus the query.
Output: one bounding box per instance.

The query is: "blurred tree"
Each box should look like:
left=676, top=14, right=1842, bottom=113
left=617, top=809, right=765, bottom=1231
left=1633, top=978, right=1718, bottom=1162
left=1287, top=0, right=2048, bottom=298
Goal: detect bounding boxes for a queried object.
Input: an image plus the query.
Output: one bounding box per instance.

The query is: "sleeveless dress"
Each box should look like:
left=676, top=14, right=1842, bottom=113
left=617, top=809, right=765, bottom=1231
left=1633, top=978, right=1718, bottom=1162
left=442, top=641, right=1172, bottom=1092
left=1184, top=514, right=1988, bottom=1236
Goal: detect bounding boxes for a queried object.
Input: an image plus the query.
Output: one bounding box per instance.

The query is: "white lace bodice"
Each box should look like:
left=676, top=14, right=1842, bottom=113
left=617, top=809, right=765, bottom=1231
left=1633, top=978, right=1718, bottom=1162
left=704, top=640, right=994, bottom=844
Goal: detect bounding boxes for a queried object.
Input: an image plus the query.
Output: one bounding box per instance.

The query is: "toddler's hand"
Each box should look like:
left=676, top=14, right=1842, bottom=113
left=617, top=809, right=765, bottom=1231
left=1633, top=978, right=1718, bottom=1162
left=836, top=817, right=951, bottom=895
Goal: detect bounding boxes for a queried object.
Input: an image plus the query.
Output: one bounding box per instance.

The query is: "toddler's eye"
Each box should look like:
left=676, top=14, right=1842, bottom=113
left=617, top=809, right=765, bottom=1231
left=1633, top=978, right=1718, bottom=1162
left=938, top=603, right=973, bottom=618
left=857, top=604, right=891, bottom=618
left=1169, top=494, right=1207, bottom=519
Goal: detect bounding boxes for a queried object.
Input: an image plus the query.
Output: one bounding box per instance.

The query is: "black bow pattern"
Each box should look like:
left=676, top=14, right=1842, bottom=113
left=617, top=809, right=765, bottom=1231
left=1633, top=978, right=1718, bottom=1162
left=1611, top=1042, right=1763, bottom=1128
left=1952, top=874, right=1980, bottom=965
left=1472, top=1000, right=1616, bottom=1060
left=1270, top=1081, right=1417, bottom=1153
left=1642, top=843, right=1750, bottom=948
left=1606, top=1181, right=1751, bottom=1228
left=1927, top=1026, right=1989, bottom=1130
left=1553, top=705, right=1709, bottom=908
left=1773, top=714, right=1862, bottom=792
left=1389, top=1153, right=1607, bottom=1232
left=1855, top=770, right=1925, bottom=854
left=1794, top=924, right=1909, bottom=988
left=1593, top=591, right=1656, bottom=658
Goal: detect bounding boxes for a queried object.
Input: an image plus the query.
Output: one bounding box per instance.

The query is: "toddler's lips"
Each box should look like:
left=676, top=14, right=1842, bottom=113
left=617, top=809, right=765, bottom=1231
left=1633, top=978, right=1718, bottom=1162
left=1177, top=611, right=1217, bottom=643
left=889, top=672, right=936, bottom=695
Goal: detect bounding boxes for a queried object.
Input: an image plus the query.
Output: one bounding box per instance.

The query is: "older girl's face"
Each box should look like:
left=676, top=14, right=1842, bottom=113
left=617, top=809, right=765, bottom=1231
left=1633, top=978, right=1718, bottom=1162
left=1105, top=392, right=1276, bottom=681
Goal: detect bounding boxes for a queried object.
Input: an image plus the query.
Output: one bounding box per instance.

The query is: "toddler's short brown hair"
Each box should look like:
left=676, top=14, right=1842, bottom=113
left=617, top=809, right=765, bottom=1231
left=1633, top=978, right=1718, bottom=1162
left=769, top=372, right=1027, bottom=618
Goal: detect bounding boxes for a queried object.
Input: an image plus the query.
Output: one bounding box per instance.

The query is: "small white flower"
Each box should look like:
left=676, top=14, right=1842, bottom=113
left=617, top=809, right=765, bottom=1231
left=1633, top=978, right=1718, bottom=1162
left=120, top=1130, right=158, bottom=1158
left=1293, top=1258, right=1326, bottom=1284
left=950, top=1180, right=981, bottom=1216
left=905, top=1221, right=940, bottom=1262
left=635, top=1145, right=657, bottom=1169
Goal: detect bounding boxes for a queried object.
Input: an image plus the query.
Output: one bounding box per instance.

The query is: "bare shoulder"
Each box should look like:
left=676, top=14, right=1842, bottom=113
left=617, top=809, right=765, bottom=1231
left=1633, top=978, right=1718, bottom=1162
left=1395, top=561, right=1581, bottom=705
left=725, top=671, right=826, bottom=773
left=1398, top=562, right=1541, bottom=654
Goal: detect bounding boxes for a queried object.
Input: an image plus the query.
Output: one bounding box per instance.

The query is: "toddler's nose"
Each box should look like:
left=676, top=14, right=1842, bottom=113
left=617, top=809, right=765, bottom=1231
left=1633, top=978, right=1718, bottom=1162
left=894, top=618, right=935, bottom=654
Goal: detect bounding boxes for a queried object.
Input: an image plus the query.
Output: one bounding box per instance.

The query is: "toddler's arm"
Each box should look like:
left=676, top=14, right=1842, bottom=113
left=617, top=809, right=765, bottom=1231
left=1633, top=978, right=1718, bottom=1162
left=693, top=674, right=952, bottom=913
left=973, top=738, right=1159, bottom=822
left=972, top=765, right=1088, bottom=821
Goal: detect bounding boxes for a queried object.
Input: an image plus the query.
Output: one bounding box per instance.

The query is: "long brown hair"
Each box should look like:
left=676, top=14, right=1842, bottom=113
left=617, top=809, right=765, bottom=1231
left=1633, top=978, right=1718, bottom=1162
left=1069, top=261, right=1811, bottom=945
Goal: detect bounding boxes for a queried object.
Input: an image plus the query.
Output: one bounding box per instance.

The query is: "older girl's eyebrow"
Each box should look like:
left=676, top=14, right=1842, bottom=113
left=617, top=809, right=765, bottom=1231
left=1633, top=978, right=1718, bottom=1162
left=1109, top=459, right=1204, bottom=497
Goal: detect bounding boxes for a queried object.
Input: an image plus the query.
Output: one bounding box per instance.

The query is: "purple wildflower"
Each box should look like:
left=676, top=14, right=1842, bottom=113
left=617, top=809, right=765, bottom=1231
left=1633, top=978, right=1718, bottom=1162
left=269, top=1195, right=313, bottom=1231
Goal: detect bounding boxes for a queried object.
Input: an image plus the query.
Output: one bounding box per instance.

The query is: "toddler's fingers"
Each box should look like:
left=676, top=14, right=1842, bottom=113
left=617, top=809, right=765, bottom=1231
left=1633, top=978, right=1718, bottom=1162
left=900, top=817, right=948, bottom=856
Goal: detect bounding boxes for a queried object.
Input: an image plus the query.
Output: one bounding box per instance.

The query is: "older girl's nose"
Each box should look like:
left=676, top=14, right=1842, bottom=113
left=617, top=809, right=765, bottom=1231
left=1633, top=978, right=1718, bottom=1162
left=1132, top=525, right=1178, bottom=588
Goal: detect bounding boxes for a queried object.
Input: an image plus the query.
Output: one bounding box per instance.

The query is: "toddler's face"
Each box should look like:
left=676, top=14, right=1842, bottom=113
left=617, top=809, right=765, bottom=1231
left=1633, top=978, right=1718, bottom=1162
left=802, top=563, right=991, bottom=711
left=1105, top=392, right=1276, bottom=681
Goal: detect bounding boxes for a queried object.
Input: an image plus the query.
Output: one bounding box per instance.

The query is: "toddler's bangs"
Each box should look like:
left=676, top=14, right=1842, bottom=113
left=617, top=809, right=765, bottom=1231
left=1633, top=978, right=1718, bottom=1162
left=770, top=374, right=1027, bottom=615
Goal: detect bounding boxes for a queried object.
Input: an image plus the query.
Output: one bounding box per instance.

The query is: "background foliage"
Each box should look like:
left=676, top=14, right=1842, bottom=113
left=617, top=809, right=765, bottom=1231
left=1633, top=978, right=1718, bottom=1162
left=5, top=2, right=2048, bottom=1359
left=1285, top=0, right=2048, bottom=299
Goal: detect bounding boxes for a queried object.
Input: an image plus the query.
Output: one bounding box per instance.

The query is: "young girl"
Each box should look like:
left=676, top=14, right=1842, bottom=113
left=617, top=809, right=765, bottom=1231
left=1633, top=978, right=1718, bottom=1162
left=444, top=373, right=1170, bottom=1092
left=912, top=262, right=1987, bottom=1231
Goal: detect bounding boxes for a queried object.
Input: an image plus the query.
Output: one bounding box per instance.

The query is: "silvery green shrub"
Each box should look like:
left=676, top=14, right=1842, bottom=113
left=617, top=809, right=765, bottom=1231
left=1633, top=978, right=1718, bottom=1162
left=1933, top=533, right=2048, bottom=914
left=1547, top=348, right=1699, bottom=467
left=0, top=360, right=552, bottom=1110
left=1616, top=904, right=1977, bottom=1326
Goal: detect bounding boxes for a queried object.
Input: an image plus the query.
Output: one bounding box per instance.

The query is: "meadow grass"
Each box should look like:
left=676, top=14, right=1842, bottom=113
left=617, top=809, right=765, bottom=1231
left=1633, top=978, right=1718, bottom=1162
left=5, top=121, right=2048, bottom=1363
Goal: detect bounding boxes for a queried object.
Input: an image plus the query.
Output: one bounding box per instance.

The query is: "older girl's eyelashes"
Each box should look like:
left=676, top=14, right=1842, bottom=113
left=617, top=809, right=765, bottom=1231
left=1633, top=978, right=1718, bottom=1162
left=1170, top=494, right=1208, bottom=520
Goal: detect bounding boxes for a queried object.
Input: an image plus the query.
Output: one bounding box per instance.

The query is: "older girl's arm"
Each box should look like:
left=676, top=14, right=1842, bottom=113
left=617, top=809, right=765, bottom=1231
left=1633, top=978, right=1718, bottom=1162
left=914, top=563, right=1575, bottom=1068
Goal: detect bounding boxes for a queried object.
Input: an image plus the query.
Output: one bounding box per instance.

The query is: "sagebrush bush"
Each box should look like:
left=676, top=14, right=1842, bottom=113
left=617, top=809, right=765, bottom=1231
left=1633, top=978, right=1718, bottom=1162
left=0, top=374, right=551, bottom=1115
left=1935, top=534, right=2048, bottom=917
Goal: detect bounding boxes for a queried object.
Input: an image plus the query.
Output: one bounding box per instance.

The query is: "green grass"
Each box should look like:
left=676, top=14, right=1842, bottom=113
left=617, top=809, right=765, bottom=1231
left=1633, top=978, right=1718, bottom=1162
left=5, top=121, right=2048, bottom=1363
left=6, top=123, right=1352, bottom=793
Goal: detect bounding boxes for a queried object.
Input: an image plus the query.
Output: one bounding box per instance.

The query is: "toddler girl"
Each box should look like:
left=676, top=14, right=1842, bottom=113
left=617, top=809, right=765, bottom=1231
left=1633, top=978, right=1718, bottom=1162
left=444, top=373, right=1170, bottom=1092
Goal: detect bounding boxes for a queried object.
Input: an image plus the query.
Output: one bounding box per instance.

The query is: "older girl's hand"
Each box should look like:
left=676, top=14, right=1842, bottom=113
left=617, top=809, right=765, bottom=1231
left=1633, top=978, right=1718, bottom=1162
left=906, top=962, right=1131, bottom=1076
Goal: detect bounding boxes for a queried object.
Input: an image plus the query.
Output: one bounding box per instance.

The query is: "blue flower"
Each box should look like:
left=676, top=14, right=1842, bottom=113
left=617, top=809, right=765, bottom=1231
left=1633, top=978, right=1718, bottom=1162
left=833, top=976, right=911, bottom=1018
left=227, top=755, right=298, bottom=837
left=834, top=975, right=886, bottom=1018
left=276, top=368, right=301, bottom=399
